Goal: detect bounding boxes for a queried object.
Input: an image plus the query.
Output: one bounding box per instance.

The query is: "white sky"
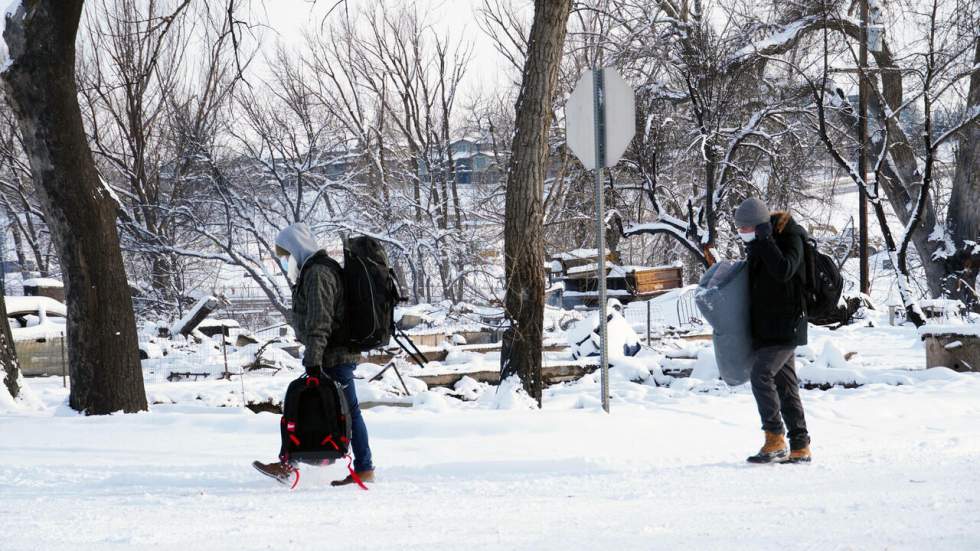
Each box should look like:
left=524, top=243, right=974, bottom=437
left=253, top=0, right=515, bottom=101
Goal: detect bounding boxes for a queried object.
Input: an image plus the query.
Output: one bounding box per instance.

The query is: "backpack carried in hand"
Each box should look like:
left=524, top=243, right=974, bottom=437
left=801, top=237, right=845, bottom=322
left=301, top=235, right=401, bottom=353
left=279, top=373, right=351, bottom=465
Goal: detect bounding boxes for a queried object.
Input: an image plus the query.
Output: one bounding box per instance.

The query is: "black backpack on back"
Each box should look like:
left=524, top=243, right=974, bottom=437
left=801, top=237, right=845, bottom=322
left=279, top=373, right=351, bottom=465
left=299, top=235, right=401, bottom=353
left=341, top=236, right=400, bottom=352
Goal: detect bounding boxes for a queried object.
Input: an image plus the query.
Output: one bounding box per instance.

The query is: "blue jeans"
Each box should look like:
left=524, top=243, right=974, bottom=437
left=325, top=363, right=374, bottom=472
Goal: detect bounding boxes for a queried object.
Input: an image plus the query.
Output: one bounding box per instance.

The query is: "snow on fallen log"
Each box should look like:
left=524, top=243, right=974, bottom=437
left=170, top=296, right=225, bottom=337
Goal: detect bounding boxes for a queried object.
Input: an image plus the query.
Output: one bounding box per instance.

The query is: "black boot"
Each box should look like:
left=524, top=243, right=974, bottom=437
left=252, top=460, right=296, bottom=485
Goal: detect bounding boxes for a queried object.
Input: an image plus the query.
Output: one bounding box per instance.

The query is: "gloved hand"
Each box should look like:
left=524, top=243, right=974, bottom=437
left=305, top=364, right=322, bottom=378
left=755, top=222, right=773, bottom=240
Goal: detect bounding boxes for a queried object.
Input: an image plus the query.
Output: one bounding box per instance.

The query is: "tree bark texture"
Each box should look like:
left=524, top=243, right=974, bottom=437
left=1, top=295, right=21, bottom=400
left=944, top=40, right=980, bottom=306
left=1, top=1, right=147, bottom=414
left=500, top=0, right=572, bottom=404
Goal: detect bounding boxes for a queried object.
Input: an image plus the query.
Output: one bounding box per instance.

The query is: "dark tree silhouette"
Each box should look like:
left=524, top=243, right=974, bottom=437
left=1, top=1, right=147, bottom=414
left=500, top=0, right=572, bottom=404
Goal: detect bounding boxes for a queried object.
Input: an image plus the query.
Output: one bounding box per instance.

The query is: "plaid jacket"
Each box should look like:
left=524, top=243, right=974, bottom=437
left=291, top=258, right=358, bottom=368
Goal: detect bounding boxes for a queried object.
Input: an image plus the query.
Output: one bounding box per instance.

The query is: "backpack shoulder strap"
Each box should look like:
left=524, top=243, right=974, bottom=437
left=296, top=251, right=342, bottom=290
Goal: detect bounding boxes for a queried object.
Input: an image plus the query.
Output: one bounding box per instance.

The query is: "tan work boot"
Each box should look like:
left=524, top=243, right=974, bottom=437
left=786, top=446, right=812, bottom=464
left=331, top=469, right=375, bottom=487
left=746, top=431, right=789, bottom=464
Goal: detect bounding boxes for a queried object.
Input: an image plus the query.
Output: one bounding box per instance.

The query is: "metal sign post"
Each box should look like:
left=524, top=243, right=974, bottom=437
left=566, top=67, right=636, bottom=414
left=592, top=68, right=610, bottom=413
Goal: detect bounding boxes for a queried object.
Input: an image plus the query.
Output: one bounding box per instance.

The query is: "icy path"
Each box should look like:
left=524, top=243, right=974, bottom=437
left=2, top=376, right=980, bottom=550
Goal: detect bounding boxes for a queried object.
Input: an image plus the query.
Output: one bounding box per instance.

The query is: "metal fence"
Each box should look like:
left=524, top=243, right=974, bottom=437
left=622, top=300, right=665, bottom=343
left=622, top=287, right=706, bottom=342
left=675, top=288, right=705, bottom=328
left=253, top=322, right=292, bottom=341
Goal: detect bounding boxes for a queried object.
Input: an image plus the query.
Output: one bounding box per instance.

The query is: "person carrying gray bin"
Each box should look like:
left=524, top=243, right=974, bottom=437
left=699, top=198, right=812, bottom=465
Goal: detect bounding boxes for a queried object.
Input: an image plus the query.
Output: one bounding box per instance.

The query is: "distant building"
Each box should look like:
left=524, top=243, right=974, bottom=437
left=450, top=137, right=498, bottom=185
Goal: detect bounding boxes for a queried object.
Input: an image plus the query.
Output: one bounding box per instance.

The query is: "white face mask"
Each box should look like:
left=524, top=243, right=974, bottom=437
left=738, top=231, right=756, bottom=243
left=279, top=255, right=299, bottom=282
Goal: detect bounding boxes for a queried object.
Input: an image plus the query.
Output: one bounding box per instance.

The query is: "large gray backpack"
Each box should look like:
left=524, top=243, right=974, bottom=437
left=302, top=236, right=400, bottom=353
left=340, top=236, right=401, bottom=352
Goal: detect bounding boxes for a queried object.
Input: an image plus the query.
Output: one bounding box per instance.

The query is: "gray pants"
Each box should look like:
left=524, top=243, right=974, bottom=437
left=750, top=346, right=810, bottom=449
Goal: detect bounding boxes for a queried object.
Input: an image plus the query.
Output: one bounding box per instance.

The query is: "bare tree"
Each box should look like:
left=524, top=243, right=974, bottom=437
left=726, top=0, right=980, bottom=308
left=785, top=0, right=977, bottom=325
left=0, top=102, right=56, bottom=279
left=77, top=0, right=197, bottom=317
left=581, top=1, right=813, bottom=276
left=342, top=3, right=476, bottom=303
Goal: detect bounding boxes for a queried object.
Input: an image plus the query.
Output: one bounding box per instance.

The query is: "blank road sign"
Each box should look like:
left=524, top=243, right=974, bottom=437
left=565, top=68, right=636, bottom=170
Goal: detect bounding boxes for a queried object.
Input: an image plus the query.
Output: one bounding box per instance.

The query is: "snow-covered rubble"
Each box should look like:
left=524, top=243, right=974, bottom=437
left=3, top=300, right=961, bottom=416
left=3, top=310, right=980, bottom=550
left=567, top=299, right=641, bottom=360
left=109, top=307, right=964, bottom=416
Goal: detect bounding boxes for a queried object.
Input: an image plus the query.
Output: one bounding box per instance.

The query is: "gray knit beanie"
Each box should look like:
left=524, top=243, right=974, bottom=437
left=734, top=197, right=770, bottom=228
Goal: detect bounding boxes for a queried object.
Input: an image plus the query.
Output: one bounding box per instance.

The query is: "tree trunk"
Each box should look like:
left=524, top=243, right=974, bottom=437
left=1, top=1, right=147, bottom=414
left=944, top=40, right=980, bottom=307
left=1, top=295, right=21, bottom=400
left=149, top=253, right=178, bottom=315
left=499, top=0, right=572, bottom=404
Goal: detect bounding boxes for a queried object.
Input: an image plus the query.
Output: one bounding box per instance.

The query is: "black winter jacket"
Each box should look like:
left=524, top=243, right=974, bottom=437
left=746, top=213, right=808, bottom=350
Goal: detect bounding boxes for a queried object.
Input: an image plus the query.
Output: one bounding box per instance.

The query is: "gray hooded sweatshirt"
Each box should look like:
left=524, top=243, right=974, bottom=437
left=275, top=223, right=357, bottom=369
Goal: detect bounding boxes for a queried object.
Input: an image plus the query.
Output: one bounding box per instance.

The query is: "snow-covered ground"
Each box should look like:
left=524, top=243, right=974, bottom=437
left=2, top=318, right=980, bottom=550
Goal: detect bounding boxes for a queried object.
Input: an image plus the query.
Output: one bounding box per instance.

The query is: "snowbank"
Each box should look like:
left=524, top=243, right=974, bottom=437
left=480, top=375, right=537, bottom=410
left=0, top=369, right=42, bottom=413
left=6, top=368, right=980, bottom=550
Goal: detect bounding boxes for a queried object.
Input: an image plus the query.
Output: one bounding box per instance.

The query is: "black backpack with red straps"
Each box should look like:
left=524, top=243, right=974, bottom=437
left=278, top=373, right=351, bottom=465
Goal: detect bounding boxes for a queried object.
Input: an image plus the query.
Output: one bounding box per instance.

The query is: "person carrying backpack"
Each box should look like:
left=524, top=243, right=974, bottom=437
left=735, top=198, right=812, bottom=464
left=254, top=222, right=375, bottom=485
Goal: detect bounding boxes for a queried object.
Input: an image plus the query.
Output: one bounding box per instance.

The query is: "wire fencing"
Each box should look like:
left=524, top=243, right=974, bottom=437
left=622, top=287, right=706, bottom=342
